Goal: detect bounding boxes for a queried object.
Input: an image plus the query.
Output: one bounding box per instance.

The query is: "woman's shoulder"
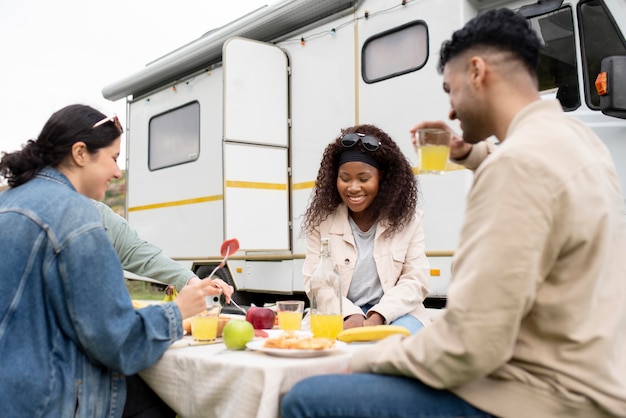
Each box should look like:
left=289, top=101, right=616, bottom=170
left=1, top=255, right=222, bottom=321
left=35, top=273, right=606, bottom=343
left=32, top=178, right=102, bottom=227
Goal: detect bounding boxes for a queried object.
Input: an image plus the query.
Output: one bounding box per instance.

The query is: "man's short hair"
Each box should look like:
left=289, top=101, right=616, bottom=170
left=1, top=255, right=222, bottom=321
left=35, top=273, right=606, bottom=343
left=438, top=8, right=541, bottom=76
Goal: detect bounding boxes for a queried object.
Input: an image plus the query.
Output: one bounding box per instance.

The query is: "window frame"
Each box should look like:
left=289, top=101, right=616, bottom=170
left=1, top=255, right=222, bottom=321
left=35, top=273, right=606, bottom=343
left=148, top=100, right=201, bottom=171
left=577, top=0, right=626, bottom=110
left=361, top=19, right=429, bottom=84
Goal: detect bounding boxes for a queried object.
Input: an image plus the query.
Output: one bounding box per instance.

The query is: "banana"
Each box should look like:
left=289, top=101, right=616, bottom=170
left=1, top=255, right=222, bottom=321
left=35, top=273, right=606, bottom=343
left=336, top=325, right=410, bottom=343
left=162, top=285, right=179, bottom=302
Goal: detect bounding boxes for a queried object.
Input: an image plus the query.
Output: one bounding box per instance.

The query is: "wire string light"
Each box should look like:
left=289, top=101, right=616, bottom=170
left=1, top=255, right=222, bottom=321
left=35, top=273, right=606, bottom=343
left=284, top=0, right=420, bottom=46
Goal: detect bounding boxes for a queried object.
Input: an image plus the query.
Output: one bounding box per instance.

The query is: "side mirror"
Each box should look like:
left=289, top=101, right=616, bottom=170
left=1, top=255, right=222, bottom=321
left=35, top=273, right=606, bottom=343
left=595, top=55, right=626, bottom=119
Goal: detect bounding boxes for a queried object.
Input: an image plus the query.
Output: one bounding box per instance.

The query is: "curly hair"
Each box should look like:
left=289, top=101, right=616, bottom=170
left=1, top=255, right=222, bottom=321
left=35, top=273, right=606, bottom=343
left=302, top=124, right=418, bottom=237
left=438, top=8, right=540, bottom=77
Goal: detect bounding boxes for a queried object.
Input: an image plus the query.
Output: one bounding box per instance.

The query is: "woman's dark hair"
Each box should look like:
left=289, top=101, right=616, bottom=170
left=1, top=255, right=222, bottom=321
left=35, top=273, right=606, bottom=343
left=0, top=104, right=121, bottom=187
left=303, top=124, right=418, bottom=237
left=438, top=8, right=541, bottom=77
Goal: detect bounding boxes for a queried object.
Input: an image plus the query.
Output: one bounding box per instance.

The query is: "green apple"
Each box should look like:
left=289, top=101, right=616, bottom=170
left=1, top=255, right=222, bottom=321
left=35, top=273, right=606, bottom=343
left=222, top=319, right=255, bottom=350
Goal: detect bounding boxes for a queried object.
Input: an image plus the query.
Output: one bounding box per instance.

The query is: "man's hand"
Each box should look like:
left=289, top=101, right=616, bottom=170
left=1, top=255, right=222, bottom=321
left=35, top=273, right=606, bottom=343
left=410, top=120, right=471, bottom=160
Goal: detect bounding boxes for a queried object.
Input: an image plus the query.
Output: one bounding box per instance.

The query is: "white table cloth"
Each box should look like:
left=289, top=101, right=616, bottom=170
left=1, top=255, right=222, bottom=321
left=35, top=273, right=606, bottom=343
left=140, top=336, right=362, bottom=418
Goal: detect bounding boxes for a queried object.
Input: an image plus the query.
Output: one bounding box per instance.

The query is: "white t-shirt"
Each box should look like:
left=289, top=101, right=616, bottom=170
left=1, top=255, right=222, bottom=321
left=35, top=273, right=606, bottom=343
left=346, top=216, right=383, bottom=308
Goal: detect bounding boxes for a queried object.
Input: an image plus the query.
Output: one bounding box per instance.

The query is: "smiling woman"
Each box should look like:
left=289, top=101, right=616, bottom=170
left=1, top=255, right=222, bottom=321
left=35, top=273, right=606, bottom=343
left=301, top=123, right=431, bottom=336
left=0, top=103, right=222, bottom=417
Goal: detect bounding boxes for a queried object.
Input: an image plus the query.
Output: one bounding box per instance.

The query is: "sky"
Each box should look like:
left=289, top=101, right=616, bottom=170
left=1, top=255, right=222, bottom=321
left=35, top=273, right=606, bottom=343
left=0, top=0, right=276, bottom=170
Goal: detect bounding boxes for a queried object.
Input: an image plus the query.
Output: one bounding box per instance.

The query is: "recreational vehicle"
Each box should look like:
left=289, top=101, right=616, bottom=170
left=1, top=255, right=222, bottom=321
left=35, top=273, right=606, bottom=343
left=102, top=0, right=626, bottom=307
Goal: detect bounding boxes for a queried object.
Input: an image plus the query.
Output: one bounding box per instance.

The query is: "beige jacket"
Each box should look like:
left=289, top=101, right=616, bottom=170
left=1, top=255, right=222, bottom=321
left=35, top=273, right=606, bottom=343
left=351, top=100, right=626, bottom=417
left=303, top=204, right=430, bottom=325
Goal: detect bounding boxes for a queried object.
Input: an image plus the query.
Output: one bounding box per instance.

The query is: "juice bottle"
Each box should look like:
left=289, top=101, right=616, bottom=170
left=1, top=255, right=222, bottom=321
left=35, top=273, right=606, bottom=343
left=310, top=313, right=343, bottom=339
left=309, top=238, right=343, bottom=339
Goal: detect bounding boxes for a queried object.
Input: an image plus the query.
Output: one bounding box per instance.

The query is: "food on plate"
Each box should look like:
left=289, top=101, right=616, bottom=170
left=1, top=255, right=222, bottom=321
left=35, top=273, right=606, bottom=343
left=263, top=331, right=335, bottom=350
left=254, top=329, right=269, bottom=338
left=222, top=319, right=255, bottom=350
left=336, top=325, right=410, bottom=343
left=246, top=307, right=276, bottom=329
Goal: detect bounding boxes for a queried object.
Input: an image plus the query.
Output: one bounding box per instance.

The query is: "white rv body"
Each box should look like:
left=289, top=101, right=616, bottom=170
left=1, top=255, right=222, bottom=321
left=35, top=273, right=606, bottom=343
left=103, top=0, right=626, bottom=306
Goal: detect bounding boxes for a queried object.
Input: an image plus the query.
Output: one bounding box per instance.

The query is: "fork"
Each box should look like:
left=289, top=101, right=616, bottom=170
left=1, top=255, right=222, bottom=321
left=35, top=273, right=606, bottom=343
left=229, top=299, right=248, bottom=315
left=204, top=246, right=247, bottom=315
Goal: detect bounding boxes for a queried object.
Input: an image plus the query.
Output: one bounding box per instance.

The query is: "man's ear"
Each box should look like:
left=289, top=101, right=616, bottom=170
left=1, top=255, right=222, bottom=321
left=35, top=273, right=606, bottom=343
left=71, top=142, right=88, bottom=167
left=469, top=56, right=487, bottom=87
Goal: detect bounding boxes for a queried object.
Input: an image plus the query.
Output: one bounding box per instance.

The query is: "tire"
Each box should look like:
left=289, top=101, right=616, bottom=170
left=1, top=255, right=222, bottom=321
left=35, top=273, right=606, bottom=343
left=194, top=265, right=253, bottom=308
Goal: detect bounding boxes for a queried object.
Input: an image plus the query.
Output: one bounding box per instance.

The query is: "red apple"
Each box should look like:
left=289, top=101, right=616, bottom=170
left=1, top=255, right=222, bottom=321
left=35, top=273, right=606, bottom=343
left=245, top=307, right=275, bottom=329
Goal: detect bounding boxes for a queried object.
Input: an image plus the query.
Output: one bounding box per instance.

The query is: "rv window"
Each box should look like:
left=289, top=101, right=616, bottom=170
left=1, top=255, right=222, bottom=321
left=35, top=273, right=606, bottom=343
left=529, top=6, right=581, bottom=111
left=362, top=20, right=428, bottom=84
left=578, top=0, right=626, bottom=109
left=148, top=101, right=200, bottom=171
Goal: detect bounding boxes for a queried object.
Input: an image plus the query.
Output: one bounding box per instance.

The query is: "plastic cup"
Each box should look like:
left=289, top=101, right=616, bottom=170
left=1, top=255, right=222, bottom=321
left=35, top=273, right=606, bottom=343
left=417, top=128, right=451, bottom=174
left=191, top=305, right=221, bottom=341
left=277, top=300, right=305, bottom=331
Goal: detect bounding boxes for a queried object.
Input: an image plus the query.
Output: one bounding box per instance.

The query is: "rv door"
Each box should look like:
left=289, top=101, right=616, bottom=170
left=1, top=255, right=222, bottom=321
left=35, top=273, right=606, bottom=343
left=223, top=37, right=290, bottom=251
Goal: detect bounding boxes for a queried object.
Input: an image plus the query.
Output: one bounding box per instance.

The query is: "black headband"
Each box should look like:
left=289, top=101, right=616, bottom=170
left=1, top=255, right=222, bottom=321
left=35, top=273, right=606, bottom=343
left=338, top=148, right=382, bottom=170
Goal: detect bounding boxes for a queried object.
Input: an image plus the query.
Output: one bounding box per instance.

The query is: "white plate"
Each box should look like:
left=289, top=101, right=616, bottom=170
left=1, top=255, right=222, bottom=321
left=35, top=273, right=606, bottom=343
left=246, top=339, right=347, bottom=358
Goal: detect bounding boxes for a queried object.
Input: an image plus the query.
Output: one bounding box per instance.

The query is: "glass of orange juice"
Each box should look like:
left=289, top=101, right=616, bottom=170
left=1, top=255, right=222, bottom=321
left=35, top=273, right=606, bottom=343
left=191, top=305, right=221, bottom=342
left=417, top=128, right=451, bottom=174
left=277, top=300, right=305, bottom=331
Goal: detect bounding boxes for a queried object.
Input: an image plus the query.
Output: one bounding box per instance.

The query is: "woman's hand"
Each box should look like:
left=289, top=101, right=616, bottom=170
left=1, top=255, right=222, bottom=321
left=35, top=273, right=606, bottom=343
left=210, top=278, right=234, bottom=304
left=410, top=120, right=471, bottom=160
left=186, top=275, right=234, bottom=303
left=363, top=312, right=385, bottom=327
left=343, top=314, right=366, bottom=330
left=174, top=279, right=224, bottom=319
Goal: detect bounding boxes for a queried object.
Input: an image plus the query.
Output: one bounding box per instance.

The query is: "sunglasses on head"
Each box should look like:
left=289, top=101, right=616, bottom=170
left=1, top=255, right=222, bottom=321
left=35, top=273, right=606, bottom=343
left=340, top=132, right=381, bottom=152
left=92, top=114, right=123, bottom=134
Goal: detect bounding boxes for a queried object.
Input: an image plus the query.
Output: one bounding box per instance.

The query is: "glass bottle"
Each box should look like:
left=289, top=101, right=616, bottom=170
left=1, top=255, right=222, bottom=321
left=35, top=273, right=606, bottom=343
left=309, top=238, right=343, bottom=339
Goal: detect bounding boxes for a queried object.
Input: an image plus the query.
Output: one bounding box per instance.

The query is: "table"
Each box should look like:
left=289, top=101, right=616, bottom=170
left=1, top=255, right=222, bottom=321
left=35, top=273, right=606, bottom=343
left=140, top=334, right=363, bottom=418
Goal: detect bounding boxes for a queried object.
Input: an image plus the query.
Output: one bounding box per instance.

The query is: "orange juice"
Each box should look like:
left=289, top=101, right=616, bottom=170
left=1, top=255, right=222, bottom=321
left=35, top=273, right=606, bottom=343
left=419, top=144, right=450, bottom=173
left=278, top=311, right=303, bottom=331
left=191, top=315, right=218, bottom=341
left=310, top=314, right=343, bottom=339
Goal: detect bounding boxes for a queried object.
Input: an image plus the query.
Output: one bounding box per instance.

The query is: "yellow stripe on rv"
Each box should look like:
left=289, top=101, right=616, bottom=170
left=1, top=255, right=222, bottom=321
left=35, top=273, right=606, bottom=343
left=225, top=180, right=286, bottom=190
left=128, top=195, right=222, bottom=212
left=292, top=181, right=315, bottom=190
left=128, top=180, right=289, bottom=212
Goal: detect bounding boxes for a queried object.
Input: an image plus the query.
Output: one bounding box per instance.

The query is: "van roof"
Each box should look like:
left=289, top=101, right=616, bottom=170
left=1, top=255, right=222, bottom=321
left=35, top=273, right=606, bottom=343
left=102, top=0, right=360, bottom=101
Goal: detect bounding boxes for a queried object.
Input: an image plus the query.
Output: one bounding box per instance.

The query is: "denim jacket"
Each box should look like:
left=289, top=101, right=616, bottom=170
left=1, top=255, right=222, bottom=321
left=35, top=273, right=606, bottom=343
left=0, top=167, right=183, bottom=418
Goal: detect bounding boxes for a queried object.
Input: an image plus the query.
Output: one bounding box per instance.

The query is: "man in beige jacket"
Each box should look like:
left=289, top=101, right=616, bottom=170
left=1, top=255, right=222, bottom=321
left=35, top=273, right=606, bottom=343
left=282, top=8, right=626, bottom=418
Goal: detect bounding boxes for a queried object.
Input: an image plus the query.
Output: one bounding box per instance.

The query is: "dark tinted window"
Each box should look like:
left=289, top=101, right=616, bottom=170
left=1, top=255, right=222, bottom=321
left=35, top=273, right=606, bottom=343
left=579, top=0, right=626, bottom=108
left=530, top=7, right=581, bottom=111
